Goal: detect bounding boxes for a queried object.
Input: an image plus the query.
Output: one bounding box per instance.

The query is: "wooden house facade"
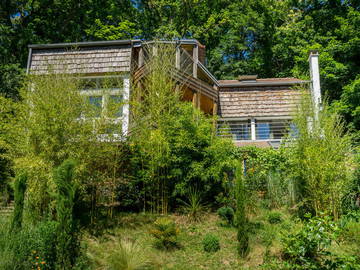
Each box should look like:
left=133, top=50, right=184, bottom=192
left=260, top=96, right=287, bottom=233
left=27, top=39, right=319, bottom=147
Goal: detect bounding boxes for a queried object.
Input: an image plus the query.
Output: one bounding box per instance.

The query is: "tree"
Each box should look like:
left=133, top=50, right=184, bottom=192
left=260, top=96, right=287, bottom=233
left=235, top=160, right=249, bottom=257
left=11, top=173, right=27, bottom=231
left=54, top=159, right=78, bottom=269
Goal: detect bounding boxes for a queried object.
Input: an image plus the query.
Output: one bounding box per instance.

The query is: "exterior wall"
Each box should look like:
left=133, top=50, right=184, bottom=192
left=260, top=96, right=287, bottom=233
left=218, top=86, right=301, bottom=118
left=29, top=45, right=132, bottom=75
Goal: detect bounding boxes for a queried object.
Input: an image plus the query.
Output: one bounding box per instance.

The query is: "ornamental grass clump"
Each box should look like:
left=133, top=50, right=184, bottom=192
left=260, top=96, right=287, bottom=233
left=87, top=236, right=160, bottom=270
left=149, top=217, right=179, bottom=250
left=179, top=189, right=205, bottom=222
left=202, top=234, right=220, bottom=252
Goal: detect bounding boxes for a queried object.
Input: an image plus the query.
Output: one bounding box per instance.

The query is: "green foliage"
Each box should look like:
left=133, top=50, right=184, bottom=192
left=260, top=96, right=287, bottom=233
left=0, top=64, right=24, bottom=100
left=267, top=211, right=283, bottom=224
left=11, top=172, right=27, bottom=231
left=87, top=236, right=160, bottom=270
left=289, top=93, right=353, bottom=218
left=149, top=217, right=179, bottom=250
left=202, top=234, right=220, bottom=253
left=54, top=159, right=78, bottom=269
left=235, top=160, right=249, bottom=257
left=179, top=189, right=205, bottom=222
left=281, top=214, right=360, bottom=269
left=217, top=206, right=235, bottom=226
left=0, top=217, right=58, bottom=270
left=130, top=43, right=237, bottom=213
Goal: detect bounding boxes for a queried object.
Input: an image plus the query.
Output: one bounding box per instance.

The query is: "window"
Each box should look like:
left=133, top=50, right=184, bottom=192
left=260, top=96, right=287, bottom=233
left=217, top=120, right=251, bottom=140
left=79, top=76, right=124, bottom=118
left=256, top=122, right=271, bottom=140
left=256, top=120, right=291, bottom=140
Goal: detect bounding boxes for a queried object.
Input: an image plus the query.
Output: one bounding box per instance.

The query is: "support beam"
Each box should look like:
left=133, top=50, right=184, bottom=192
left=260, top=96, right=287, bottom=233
left=212, top=102, right=217, bottom=115
left=197, top=92, right=201, bottom=109
left=175, top=46, right=181, bottom=69
left=251, top=118, right=256, bottom=140
left=192, top=92, right=200, bottom=109
left=192, top=45, right=198, bottom=78
left=139, top=47, right=144, bottom=67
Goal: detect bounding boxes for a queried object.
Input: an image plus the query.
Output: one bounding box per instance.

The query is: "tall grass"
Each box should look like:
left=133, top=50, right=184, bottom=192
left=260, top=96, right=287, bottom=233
left=87, top=236, right=160, bottom=270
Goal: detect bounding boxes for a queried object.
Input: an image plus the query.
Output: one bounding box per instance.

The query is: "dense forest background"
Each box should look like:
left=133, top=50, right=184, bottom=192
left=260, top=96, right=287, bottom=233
left=1, top=0, right=360, bottom=133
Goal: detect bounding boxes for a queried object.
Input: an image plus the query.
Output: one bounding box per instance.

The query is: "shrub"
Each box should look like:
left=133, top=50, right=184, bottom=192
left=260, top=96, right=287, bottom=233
left=202, top=234, right=220, bottom=252
left=179, top=189, right=205, bottom=222
left=281, top=214, right=360, bottom=269
left=267, top=211, right=283, bottom=224
left=217, top=206, right=234, bottom=225
left=87, top=236, right=160, bottom=270
left=149, top=217, right=179, bottom=250
left=3, top=220, right=58, bottom=270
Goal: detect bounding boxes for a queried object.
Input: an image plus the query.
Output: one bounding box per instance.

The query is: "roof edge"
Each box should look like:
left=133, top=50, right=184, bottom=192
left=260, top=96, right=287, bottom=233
left=28, top=39, right=141, bottom=49
left=219, top=80, right=309, bottom=88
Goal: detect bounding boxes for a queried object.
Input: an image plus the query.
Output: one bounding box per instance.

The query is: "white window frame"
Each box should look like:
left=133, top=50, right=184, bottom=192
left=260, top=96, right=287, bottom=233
left=78, top=74, right=130, bottom=138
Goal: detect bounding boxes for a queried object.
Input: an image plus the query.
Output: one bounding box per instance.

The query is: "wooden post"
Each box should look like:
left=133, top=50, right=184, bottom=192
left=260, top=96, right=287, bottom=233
left=139, top=47, right=144, bottom=67
left=192, top=92, right=198, bottom=108
left=197, top=92, right=201, bottom=109
left=152, top=45, right=158, bottom=57
left=175, top=46, right=181, bottom=69
left=212, top=102, right=217, bottom=115
left=193, top=44, right=198, bottom=78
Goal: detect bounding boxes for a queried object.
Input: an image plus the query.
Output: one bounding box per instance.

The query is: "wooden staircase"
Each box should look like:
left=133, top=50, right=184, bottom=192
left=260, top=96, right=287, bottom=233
left=0, top=201, right=14, bottom=217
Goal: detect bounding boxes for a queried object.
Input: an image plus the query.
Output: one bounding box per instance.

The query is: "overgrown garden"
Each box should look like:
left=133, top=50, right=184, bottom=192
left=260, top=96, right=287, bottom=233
left=0, top=44, right=360, bottom=269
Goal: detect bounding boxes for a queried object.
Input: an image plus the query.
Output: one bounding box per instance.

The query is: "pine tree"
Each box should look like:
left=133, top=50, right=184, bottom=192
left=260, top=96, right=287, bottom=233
left=235, top=160, right=249, bottom=257
left=11, top=173, right=27, bottom=231
left=54, top=159, right=77, bottom=269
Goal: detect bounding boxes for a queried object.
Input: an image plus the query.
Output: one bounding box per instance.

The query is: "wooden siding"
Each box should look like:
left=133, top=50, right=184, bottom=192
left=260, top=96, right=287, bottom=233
left=218, top=86, right=301, bottom=118
left=29, top=45, right=132, bottom=75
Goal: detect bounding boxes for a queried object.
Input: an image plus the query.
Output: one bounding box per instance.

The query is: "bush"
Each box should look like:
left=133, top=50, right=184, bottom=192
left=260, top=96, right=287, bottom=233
left=217, top=206, right=234, bottom=225
left=149, top=217, right=179, bottom=250
left=2, top=220, right=58, bottom=270
left=281, top=214, right=359, bottom=269
left=202, top=234, right=220, bottom=253
left=267, top=211, right=283, bottom=224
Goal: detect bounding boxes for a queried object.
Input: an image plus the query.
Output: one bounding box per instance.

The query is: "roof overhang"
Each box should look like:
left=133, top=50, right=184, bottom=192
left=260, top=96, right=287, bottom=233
left=219, top=80, right=309, bottom=88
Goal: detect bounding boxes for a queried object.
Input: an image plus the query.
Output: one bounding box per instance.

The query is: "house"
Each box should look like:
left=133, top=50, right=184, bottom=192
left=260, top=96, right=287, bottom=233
left=27, top=40, right=321, bottom=147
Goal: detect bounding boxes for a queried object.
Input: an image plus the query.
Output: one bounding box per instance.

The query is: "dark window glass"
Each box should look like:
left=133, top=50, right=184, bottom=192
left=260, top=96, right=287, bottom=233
left=256, top=122, right=270, bottom=140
